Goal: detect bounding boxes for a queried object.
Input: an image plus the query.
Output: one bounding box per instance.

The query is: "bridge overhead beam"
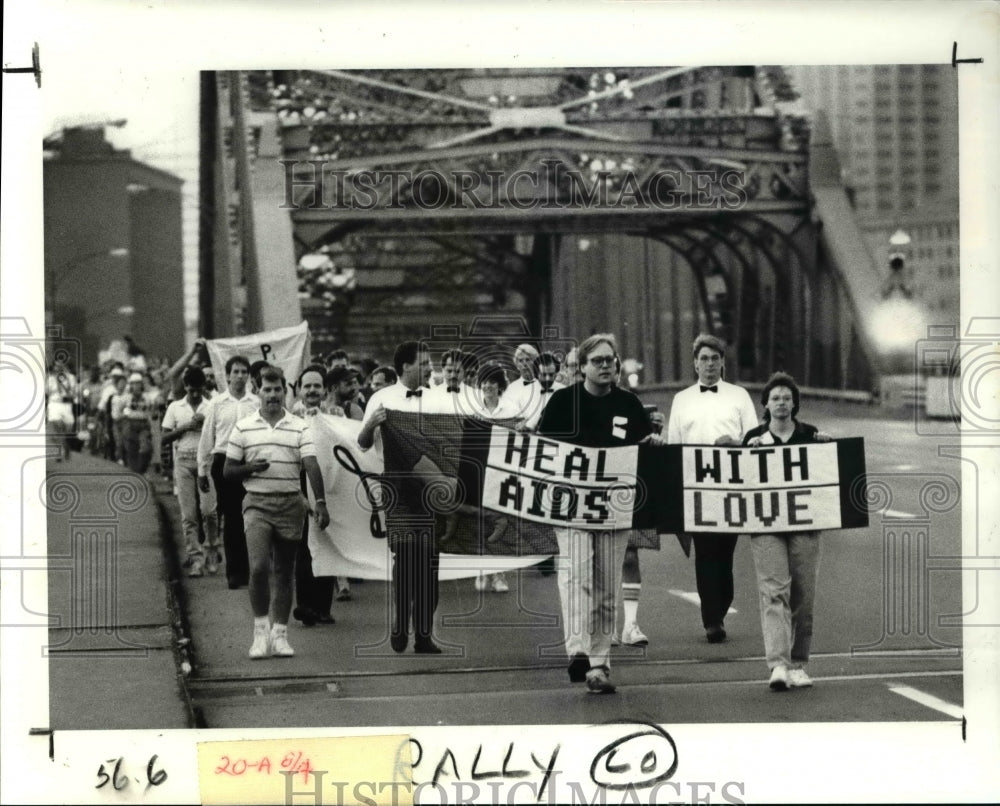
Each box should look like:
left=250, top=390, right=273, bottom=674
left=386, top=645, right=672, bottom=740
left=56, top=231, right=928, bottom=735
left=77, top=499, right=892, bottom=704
left=291, top=201, right=808, bottom=246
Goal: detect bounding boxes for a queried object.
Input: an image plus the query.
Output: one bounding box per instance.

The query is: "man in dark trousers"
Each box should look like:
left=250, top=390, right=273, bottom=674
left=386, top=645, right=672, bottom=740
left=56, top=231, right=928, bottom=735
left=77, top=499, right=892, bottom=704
left=666, top=334, right=759, bottom=643
left=357, top=341, right=442, bottom=654
left=537, top=333, right=666, bottom=694
left=198, top=355, right=260, bottom=589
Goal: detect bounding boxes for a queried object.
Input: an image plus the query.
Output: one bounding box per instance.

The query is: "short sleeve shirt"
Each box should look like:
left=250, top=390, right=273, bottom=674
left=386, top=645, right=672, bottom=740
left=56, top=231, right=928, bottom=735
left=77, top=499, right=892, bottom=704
left=226, top=409, right=315, bottom=494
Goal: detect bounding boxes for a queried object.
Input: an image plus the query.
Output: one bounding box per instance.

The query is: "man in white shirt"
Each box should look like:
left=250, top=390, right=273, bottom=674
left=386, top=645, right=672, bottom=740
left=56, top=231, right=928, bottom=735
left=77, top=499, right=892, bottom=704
left=197, top=355, right=260, bottom=590
left=425, top=349, right=478, bottom=418
left=161, top=366, right=219, bottom=577
left=523, top=352, right=567, bottom=431
left=358, top=341, right=443, bottom=654
left=666, top=334, right=759, bottom=643
left=500, top=342, right=540, bottom=419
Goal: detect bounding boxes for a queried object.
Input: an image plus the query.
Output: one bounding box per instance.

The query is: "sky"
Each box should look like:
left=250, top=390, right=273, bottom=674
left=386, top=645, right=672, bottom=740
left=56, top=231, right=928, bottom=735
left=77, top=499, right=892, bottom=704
left=43, top=64, right=201, bottom=336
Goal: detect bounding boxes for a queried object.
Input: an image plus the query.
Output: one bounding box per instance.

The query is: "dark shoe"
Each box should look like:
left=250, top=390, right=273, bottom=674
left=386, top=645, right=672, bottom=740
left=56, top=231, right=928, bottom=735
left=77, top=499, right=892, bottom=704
left=293, top=606, right=318, bottom=627
left=390, top=631, right=408, bottom=653
left=585, top=666, right=617, bottom=694
left=227, top=577, right=242, bottom=590
left=706, top=624, right=727, bottom=643
left=414, top=639, right=442, bottom=654
left=316, top=613, right=336, bottom=625
left=568, top=652, right=590, bottom=683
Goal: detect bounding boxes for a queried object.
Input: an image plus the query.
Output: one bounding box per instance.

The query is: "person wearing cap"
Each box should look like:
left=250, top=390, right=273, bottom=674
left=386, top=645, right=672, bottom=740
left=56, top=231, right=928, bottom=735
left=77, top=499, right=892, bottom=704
left=326, top=366, right=365, bottom=420
left=161, top=366, right=220, bottom=577
left=116, top=372, right=157, bottom=473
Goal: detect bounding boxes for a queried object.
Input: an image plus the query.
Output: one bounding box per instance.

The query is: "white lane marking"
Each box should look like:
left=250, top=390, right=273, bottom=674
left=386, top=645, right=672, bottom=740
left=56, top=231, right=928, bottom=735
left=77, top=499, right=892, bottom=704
left=887, top=683, right=963, bottom=718
left=883, top=509, right=918, bottom=519
left=668, top=589, right=737, bottom=615
left=891, top=465, right=919, bottom=471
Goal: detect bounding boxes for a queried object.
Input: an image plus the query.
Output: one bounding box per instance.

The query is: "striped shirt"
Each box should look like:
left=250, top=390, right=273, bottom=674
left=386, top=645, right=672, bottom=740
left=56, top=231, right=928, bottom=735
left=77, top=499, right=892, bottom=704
left=197, top=389, right=260, bottom=476
left=225, top=409, right=316, bottom=494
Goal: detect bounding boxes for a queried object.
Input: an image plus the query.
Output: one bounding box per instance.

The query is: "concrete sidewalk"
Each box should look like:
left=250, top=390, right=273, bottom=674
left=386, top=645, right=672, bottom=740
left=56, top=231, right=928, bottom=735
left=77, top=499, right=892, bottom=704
left=46, top=452, right=193, bottom=729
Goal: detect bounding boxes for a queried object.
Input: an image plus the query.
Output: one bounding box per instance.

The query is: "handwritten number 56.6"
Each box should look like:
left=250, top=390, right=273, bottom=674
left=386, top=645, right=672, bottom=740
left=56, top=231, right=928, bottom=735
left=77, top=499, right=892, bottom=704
left=95, top=755, right=168, bottom=790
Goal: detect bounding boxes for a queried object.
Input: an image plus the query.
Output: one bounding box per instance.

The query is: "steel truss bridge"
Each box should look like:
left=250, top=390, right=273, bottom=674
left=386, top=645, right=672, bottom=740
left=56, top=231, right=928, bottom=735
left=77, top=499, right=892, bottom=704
left=202, top=66, right=897, bottom=389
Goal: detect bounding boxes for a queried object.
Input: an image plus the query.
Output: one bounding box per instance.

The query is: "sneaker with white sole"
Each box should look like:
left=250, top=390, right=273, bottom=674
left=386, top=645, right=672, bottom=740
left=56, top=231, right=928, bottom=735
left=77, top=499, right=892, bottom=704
left=188, top=561, right=204, bottom=578
left=474, top=572, right=487, bottom=592
left=620, top=623, right=649, bottom=646
left=585, top=666, right=617, bottom=694
left=270, top=626, right=295, bottom=658
left=788, top=668, right=813, bottom=688
left=205, top=551, right=220, bottom=575
left=768, top=665, right=789, bottom=691
left=491, top=573, right=509, bottom=593
left=248, top=624, right=270, bottom=659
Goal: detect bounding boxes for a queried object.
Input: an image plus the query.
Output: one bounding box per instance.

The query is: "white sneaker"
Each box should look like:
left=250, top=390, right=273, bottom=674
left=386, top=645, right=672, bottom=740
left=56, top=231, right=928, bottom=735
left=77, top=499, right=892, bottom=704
left=491, top=573, right=509, bottom=593
left=270, top=626, right=295, bottom=658
left=769, top=665, right=789, bottom=691
left=474, top=572, right=487, bottom=592
left=248, top=625, right=270, bottom=659
left=620, top=623, right=649, bottom=646
left=788, top=668, right=813, bottom=688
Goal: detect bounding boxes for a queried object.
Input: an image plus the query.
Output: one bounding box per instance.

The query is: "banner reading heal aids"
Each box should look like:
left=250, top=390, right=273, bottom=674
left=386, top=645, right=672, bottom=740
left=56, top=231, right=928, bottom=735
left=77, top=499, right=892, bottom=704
left=305, top=414, right=555, bottom=582
left=467, top=428, right=868, bottom=535
left=304, top=412, right=869, bottom=582
left=205, top=321, right=311, bottom=386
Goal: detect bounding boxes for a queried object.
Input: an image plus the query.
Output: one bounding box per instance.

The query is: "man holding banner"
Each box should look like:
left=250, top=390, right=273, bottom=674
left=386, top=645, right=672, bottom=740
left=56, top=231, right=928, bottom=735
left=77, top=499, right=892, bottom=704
left=357, top=341, right=444, bottom=654
left=536, top=333, right=666, bottom=694
left=667, top=334, right=759, bottom=644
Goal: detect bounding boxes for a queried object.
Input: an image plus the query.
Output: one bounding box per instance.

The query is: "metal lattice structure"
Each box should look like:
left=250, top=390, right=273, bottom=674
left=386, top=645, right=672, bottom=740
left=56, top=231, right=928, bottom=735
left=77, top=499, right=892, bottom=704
left=205, top=66, right=883, bottom=389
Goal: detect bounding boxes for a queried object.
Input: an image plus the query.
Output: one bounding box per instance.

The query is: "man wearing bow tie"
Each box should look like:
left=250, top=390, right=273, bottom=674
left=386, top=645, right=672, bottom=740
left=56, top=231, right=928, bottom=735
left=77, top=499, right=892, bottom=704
left=500, top=342, right=541, bottom=419
left=523, top=351, right=566, bottom=431
left=426, top=349, right=473, bottom=416
left=666, top=334, right=759, bottom=644
left=358, top=341, right=443, bottom=654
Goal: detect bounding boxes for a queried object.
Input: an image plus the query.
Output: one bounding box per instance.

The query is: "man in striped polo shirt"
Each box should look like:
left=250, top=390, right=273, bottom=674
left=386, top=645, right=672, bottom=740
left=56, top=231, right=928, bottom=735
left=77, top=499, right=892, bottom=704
left=224, top=367, right=331, bottom=659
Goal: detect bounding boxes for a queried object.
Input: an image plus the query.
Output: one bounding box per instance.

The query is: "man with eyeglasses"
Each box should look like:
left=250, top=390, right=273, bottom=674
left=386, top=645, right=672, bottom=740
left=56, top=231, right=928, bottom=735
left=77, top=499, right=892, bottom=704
left=666, top=334, right=758, bottom=644
left=537, top=333, right=666, bottom=694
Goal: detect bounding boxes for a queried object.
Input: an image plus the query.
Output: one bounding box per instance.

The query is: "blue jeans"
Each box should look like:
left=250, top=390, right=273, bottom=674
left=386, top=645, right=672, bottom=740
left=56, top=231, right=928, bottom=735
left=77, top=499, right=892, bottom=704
left=750, top=532, right=821, bottom=670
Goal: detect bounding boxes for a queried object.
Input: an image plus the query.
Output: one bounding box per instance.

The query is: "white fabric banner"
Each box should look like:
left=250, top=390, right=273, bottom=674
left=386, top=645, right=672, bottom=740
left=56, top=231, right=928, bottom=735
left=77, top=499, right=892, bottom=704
left=306, top=415, right=550, bottom=581
left=205, top=321, right=312, bottom=387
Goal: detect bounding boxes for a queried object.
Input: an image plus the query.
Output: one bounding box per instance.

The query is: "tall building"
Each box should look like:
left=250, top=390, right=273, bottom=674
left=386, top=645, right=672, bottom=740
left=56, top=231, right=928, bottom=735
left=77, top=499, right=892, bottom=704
left=790, top=64, right=959, bottom=216
left=790, top=64, right=959, bottom=328
left=44, top=126, right=186, bottom=366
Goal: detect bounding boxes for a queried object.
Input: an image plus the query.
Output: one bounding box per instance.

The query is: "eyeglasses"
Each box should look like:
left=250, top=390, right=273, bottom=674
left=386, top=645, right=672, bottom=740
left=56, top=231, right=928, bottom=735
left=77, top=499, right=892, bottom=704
left=588, top=355, right=616, bottom=367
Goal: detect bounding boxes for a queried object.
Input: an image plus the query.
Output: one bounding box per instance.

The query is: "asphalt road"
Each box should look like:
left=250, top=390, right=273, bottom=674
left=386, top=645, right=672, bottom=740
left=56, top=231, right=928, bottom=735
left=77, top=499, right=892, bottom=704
left=179, top=401, right=966, bottom=729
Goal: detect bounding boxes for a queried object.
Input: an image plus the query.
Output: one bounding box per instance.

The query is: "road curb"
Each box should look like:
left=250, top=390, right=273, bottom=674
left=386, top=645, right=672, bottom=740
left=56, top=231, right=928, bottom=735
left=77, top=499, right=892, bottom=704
left=151, top=480, right=205, bottom=728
